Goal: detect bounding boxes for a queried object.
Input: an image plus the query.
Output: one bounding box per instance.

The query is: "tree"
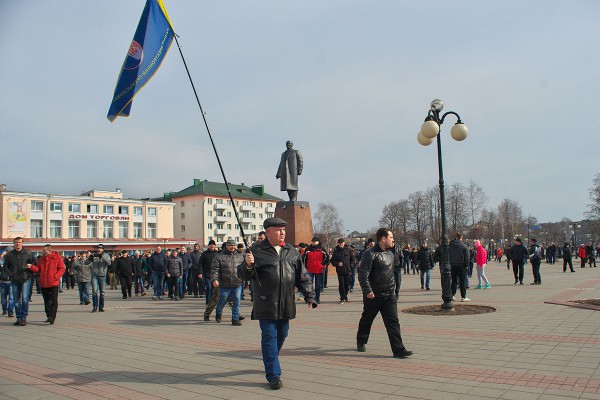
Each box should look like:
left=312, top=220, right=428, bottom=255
left=313, top=203, right=343, bottom=249
left=425, top=186, right=441, bottom=243
left=466, top=180, right=487, bottom=226
left=587, top=173, right=600, bottom=219
left=447, top=182, right=469, bottom=234
left=497, top=198, right=524, bottom=240
left=408, top=191, right=429, bottom=245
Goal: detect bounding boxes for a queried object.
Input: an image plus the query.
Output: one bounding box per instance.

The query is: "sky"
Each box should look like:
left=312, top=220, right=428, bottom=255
left=1, top=1, right=599, bottom=233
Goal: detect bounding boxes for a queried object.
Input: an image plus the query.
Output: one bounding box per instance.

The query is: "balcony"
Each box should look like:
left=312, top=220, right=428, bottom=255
left=239, top=204, right=253, bottom=211
left=214, top=203, right=227, bottom=210
left=214, top=216, right=228, bottom=223
left=240, top=217, right=253, bottom=223
left=214, top=229, right=228, bottom=235
left=265, top=206, right=275, bottom=213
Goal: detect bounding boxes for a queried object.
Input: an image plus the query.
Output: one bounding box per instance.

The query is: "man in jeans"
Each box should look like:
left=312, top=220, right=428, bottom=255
left=73, top=251, right=91, bottom=305
left=528, top=238, right=542, bottom=285
left=85, top=244, right=111, bottom=312
left=211, top=239, right=245, bottom=325
left=3, top=237, right=36, bottom=325
left=239, top=217, right=316, bottom=390
left=149, top=246, right=167, bottom=300
left=1, top=247, right=15, bottom=318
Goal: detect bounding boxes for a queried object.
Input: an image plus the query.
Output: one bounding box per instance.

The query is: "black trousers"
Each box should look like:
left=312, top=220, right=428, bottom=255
left=450, top=265, right=467, bottom=299
left=120, top=275, right=133, bottom=298
left=41, top=286, right=59, bottom=320
left=356, top=293, right=405, bottom=354
left=531, top=260, right=541, bottom=284
left=189, top=271, right=201, bottom=296
left=563, top=258, right=574, bottom=272
left=337, top=273, right=349, bottom=301
left=512, top=260, right=524, bottom=283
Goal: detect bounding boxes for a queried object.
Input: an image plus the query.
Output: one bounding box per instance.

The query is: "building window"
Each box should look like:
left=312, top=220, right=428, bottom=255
left=118, top=221, right=128, bottom=238
left=251, top=213, right=256, bottom=218
left=216, top=198, right=223, bottom=204
left=181, top=225, right=186, bottom=232
left=133, top=206, right=143, bottom=215
left=227, top=211, right=232, bottom=217
left=147, top=223, right=157, bottom=238
left=207, top=223, right=213, bottom=229
left=235, top=237, right=239, bottom=242
left=133, top=222, right=143, bottom=238
left=216, top=223, right=224, bottom=229
left=243, top=201, right=249, bottom=206
left=207, top=236, right=213, bottom=243
left=251, top=224, right=257, bottom=230
left=267, top=203, right=272, bottom=208
left=103, top=205, right=114, bottom=214
left=242, top=212, right=250, bottom=218
left=266, top=213, right=274, bottom=218
left=260, top=202, right=263, bottom=208
left=235, top=200, right=239, bottom=206
left=118, top=206, right=129, bottom=215
left=227, top=199, right=232, bottom=205
left=30, top=219, right=43, bottom=238
left=207, top=198, right=212, bottom=204
left=103, top=221, right=114, bottom=238
left=31, top=201, right=44, bottom=211
left=207, top=210, right=213, bottom=216
left=227, top=224, right=232, bottom=229
left=67, top=203, right=81, bottom=213
left=87, top=221, right=98, bottom=238
left=148, top=207, right=157, bottom=216
left=87, top=204, right=98, bottom=213
left=251, top=202, right=256, bottom=207
left=49, top=220, right=62, bottom=238
left=68, top=221, right=80, bottom=239
left=259, top=213, right=263, bottom=219
left=235, top=224, right=239, bottom=229
left=181, top=213, right=185, bottom=219
left=180, top=200, right=185, bottom=207
left=50, top=202, right=62, bottom=212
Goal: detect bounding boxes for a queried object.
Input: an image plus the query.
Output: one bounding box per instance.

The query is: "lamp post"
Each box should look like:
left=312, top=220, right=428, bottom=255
left=417, top=99, right=468, bottom=310
left=572, top=222, right=581, bottom=256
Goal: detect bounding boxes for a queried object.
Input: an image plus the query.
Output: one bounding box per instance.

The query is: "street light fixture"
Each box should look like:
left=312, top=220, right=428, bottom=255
left=417, top=99, right=469, bottom=310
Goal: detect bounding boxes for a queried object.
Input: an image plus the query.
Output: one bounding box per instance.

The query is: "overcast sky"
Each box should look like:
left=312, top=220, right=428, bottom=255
left=1, top=1, right=598, bottom=232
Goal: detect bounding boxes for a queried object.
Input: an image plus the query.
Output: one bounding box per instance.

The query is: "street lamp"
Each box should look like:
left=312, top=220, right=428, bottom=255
left=572, top=222, right=581, bottom=256
left=417, top=99, right=468, bottom=310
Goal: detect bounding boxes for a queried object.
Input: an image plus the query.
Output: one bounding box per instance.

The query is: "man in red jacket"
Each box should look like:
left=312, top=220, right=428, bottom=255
left=36, top=244, right=66, bottom=324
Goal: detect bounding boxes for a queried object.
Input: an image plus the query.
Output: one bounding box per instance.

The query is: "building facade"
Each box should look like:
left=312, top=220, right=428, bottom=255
left=0, top=189, right=175, bottom=252
left=163, top=179, right=281, bottom=246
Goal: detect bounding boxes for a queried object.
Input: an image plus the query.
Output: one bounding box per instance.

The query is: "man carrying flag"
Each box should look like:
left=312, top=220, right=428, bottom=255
left=107, top=0, right=175, bottom=122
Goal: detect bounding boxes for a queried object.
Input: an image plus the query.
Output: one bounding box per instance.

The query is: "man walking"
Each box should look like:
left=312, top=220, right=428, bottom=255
left=239, top=217, right=316, bottom=390
left=356, top=228, right=412, bottom=358
left=211, top=239, right=245, bottom=325
left=149, top=246, right=167, bottom=300
left=330, top=238, right=355, bottom=304
left=562, top=242, right=575, bottom=272
left=36, top=244, right=65, bottom=324
left=304, top=237, right=329, bottom=304
left=189, top=243, right=203, bottom=298
left=4, top=238, right=36, bottom=325
left=510, top=238, right=529, bottom=285
left=73, top=251, right=91, bottom=305
left=528, top=238, right=542, bottom=285
left=445, top=233, right=470, bottom=302
left=200, top=240, right=219, bottom=305
left=115, top=250, right=134, bottom=298
left=85, top=244, right=111, bottom=312
left=416, top=243, right=434, bottom=290
left=179, top=246, right=192, bottom=298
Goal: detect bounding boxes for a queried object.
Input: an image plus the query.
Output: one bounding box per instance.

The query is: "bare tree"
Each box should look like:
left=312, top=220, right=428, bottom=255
left=447, top=182, right=469, bottom=234
left=408, top=191, right=429, bottom=245
left=313, top=203, right=344, bottom=249
left=425, top=186, right=440, bottom=243
left=586, top=173, right=600, bottom=220
left=497, top=198, right=524, bottom=240
left=466, top=180, right=488, bottom=226
left=379, top=200, right=412, bottom=245
left=379, top=201, right=401, bottom=233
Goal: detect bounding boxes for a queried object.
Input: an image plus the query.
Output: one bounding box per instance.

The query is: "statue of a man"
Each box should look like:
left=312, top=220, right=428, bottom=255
left=276, top=140, right=303, bottom=202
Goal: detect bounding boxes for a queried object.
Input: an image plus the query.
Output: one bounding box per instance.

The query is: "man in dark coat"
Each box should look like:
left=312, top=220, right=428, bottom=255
left=238, top=217, right=316, bottom=390
left=510, top=237, right=529, bottom=285
left=276, top=140, right=303, bottom=201
left=330, top=238, right=356, bottom=303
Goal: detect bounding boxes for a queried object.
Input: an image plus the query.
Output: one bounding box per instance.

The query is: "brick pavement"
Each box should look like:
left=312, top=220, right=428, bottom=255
left=0, top=261, right=599, bottom=399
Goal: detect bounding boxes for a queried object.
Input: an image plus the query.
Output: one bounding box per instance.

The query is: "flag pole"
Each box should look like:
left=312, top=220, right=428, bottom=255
left=173, top=35, right=260, bottom=284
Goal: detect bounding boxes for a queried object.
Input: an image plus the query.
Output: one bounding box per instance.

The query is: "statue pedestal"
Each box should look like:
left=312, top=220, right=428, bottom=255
left=274, top=201, right=313, bottom=247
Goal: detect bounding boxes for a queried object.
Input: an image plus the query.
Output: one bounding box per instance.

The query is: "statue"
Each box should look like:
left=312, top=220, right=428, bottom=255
left=276, top=140, right=303, bottom=202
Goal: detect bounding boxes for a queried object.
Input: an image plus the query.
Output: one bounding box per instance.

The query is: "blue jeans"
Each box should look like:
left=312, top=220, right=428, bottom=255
left=134, top=275, right=145, bottom=295
left=91, top=274, right=106, bottom=310
left=179, top=270, right=189, bottom=297
left=77, top=282, right=90, bottom=304
left=259, top=319, right=289, bottom=381
left=11, top=280, right=32, bottom=320
left=153, top=273, right=165, bottom=297
left=420, top=268, right=431, bottom=289
left=349, top=267, right=356, bottom=291
left=203, top=276, right=213, bottom=305
left=308, top=273, right=323, bottom=302
left=0, top=281, right=14, bottom=315
left=215, top=285, right=242, bottom=320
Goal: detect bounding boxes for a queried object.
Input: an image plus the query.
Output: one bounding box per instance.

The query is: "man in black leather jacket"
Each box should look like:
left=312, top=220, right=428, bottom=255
left=238, top=217, right=316, bottom=390
left=356, top=228, right=412, bottom=359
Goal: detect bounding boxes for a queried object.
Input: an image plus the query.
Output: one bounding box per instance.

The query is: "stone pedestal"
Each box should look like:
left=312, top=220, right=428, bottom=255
left=274, top=201, right=313, bottom=247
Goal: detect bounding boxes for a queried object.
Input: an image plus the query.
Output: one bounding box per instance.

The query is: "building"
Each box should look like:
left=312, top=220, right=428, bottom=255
left=0, top=188, right=176, bottom=253
left=161, top=179, right=281, bottom=245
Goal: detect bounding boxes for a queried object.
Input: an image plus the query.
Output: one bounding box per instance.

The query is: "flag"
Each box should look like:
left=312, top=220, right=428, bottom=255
left=107, top=0, right=175, bottom=122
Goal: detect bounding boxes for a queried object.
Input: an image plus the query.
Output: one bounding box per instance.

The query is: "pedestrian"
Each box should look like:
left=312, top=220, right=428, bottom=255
left=445, top=233, right=470, bottom=302
left=35, top=244, right=65, bottom=325
left=401, top=245, right=411, bottom=274
left=211, top=239, right=244, bottom=325
left=586, top=242, right=596, bottom=268
left=547, top=242, right=557, bottom=264
left=132, top=251, right=147, bottom=296
left=200, top=240, right=219, bottom=305
left=392, top=243, right=403, bottom=297
left=189, top=243, right=203, bottom=298
left=73, top=251, right=91, bottom=305
left=0, top=248, right=15, bottom=318
left=238, top=217, right=316, bottom=390
left=505, top=245, right=512, bottom=270
left=179, top=246, right=191, bottom=299
left=416, top=243, right=434, bottom=290
left=330, top=238, right=355, bottom=304
left=304, top=237, right=329, bottom=304
left=528, top=238, right=542, bottom=285
left=578, top=244, right=587, bottom=268
left=149, top=246, right=167, bottom=300
left=510, top=238, right=529, bottom=285
left=4, top=237, right=36, bottom=325
left=85, top=244, right=111, bottom=312
left=356, top=228, right=412, bottom=358
left=562, top=243, right=575, bottom=272
left=473, top=240, right=491, bottom=289
left=165, top=249, right=183, bottom=300
left=115, top=250, right=134, bottom=298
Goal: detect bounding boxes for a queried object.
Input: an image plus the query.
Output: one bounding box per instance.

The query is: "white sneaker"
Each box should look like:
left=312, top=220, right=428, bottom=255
left=452, top=296, right=456, bottom=301
left=461, top=297, right=471, bottom=302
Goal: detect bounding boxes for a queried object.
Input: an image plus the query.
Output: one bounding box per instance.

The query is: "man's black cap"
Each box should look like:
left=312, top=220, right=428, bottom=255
left=263, top=217, right=287, bottom=229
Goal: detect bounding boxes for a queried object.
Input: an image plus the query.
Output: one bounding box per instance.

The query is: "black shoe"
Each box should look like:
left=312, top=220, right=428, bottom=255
left=122, top=296, right=127, bottom=299
left=215, top=315, right=222, bottom=323
left=238, top=315, right=245, bottom=321
left=14, top=319, right=21, bottom=326
left=92, top=308, right=97, bottom=313
left=393, top=349, right=413, bottom=358
left=426, top=287, right=430, bottom=290
left=49, top=317, right=55, bottom=325
left=357, top=343, right=366, bottom=352
left=19, top=319, right=27, bottom=326
left=421, top=286, right=424, bottom=289
left=203, top=315, right=209, bottom=321
left=519, top=282, right=523, bottom=285
left=269, top=377, right=283, bottom=390
left=514, top=280, right=518, bottom=284
left=232, top=319, right=242, bottom=326
left=99, top=308, right=104, bottom=312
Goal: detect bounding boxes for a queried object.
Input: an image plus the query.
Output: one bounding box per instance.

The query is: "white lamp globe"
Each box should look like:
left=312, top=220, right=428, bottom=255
left=420, top=119, right=439, bottom=139
left=417, top=131, right=433, bottom=146
left=450, top=122, right=468, bottom=141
